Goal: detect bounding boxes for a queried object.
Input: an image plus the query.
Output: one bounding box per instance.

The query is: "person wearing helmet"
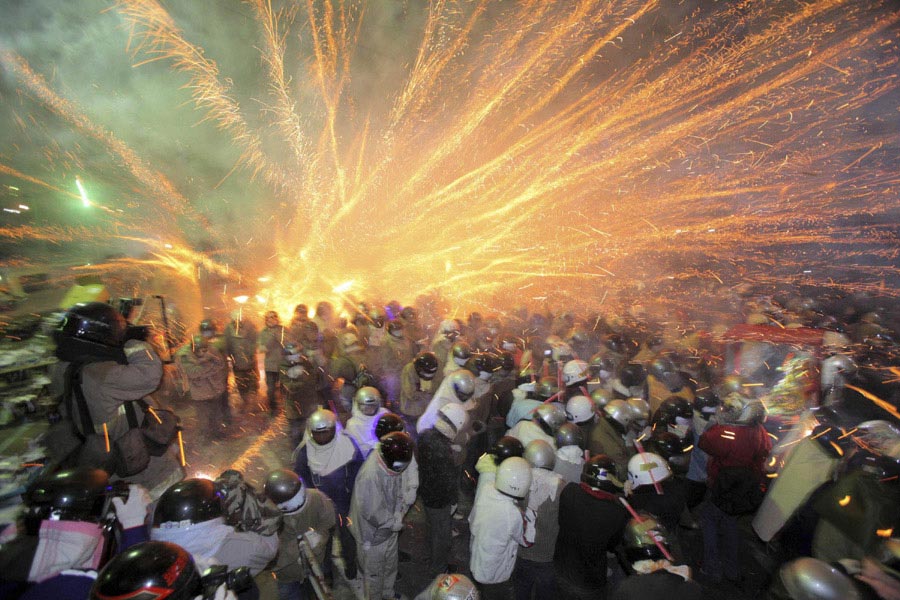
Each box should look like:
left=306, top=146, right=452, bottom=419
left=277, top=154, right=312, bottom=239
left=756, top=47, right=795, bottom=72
left=263, top=469, right=335, bottom=600
left=345, top=386, right=389, bottom=458
left=515, top=442, right=565, bottom=600
left=507, top=403, right=564, bottom=450
left=446, top=341, right=473, bottom=378
left=292, top=409, right=363, bottom=519
left=684, top=389, right=720, bottom=510
left=587, top=399, right=631, bottom=481
left=555, top=455, right=629, bottom=599
left=416, top=369, right=477, bottom=434
left=504, top=386, right=543, bottom=430
left=626, top=451, right=686, bottom=541
left=0, top=471, right=154, bottom=596
left=562, top=359, right=590, bottom=400
left=223, top=309, right=259, bottom=415
left=468, top=457, right=535, bottom=596
left=381, top=319, right=415, bottom=410
left=554, top=422, right=587, bottom=485
left=150, top=478, right=278, bottom=577
left=48, top=302, right=183, bottom=495
left=646, top=355, right=693, bottom=414
left=418, top=403, right=471, bottom=577
left=651, top=396, right=695, bottom=441
left=349, top=432, right=417, bottom=600
left=611, top=514, right=704, bottom=600
left=258, top=311, right=287, bottom=416
left=414, top=573, right=481, bottom=600
left=279, top=345, right=318, bottom=449
left=612, top=362, right=648, bottom=400
left=177, top=334, right=231, bottom=441
left=431, top=319, right=461, bottom=391
left=697, top=393, right=772, bottom=583
left=326, top=329, right=369, bottom=417
left=89, top=541, right=207, bottom=600
left=399, top=351, right=439, bottom=440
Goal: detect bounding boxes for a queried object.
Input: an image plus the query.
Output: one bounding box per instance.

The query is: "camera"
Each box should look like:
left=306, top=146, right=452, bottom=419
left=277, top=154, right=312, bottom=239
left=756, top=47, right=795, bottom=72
left=200, top=565, right=252, bottom=599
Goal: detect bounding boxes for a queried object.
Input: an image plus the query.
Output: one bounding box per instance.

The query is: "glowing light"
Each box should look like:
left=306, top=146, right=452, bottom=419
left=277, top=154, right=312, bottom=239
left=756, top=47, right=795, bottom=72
left=877, top=528, right=894, bottom=538
left=18, top=205, right=28, bottom=210
left=332, top=280, right=354, bottom=294
left=234, top=295, right=249, bottom=304
left=838, top=495, right=851, bottom=507
left=75, top=176, right=90, bottom=207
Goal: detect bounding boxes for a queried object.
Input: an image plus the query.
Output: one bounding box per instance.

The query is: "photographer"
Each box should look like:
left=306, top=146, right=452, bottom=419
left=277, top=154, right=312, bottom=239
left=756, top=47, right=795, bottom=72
left=47, top=302, right=184, bottom=498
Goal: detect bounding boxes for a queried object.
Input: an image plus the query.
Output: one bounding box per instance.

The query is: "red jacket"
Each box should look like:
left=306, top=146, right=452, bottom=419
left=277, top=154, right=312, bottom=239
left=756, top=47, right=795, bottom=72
left=698, top=423, right=772, bottom=485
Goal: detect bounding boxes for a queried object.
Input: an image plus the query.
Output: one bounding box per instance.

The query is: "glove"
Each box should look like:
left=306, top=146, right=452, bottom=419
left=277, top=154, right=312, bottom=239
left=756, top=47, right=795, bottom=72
left=302, top=530, right=323, bottom=551
left=391, top=512, right=405, bottom=532
left=112, top=484, right=151, bottom=529
left=523, top=508, right=537, bottom=544
left=476, top=452, right=498, bottom=475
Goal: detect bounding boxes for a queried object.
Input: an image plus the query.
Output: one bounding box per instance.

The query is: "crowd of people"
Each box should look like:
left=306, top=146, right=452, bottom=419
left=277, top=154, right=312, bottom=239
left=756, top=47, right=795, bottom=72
left=0, top=290, right=899, bottom=600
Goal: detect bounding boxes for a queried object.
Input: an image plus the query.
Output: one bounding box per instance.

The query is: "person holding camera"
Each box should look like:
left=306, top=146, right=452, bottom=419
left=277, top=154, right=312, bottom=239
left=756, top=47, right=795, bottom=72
left=48, top=302, right=184, bottom=498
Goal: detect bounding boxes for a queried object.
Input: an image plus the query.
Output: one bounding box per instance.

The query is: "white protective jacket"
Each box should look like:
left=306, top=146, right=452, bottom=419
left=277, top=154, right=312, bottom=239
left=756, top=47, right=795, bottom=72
left=151, top=516, right=278, bottom=576
left=468, top=484, right=532, bottom=584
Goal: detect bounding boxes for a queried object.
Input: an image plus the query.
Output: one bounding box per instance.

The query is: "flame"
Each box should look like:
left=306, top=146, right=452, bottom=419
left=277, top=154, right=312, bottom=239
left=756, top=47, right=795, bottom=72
left=838, top=495, right=852, bottom=507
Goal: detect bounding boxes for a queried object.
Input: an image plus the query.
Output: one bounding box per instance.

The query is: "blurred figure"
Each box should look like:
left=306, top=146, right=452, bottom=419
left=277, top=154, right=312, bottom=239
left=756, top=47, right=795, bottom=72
left=280, top=344, right=319, bottom=449
left=259, top=311, right=287, bottom=416
left=223, top=310, right=259, bottom=414
left=177, top=334, right=230, bottom=441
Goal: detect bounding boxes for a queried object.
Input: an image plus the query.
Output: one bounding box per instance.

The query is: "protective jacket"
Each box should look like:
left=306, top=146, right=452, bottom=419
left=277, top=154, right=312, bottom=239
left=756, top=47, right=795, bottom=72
left=399, top=361, right=433, bottom=418
left=176, top=345, right=228, bottom=402
left=698, top=422, right=772, bottom=485
left=518, top=468, right=564, bottom=563
left=348, top=451, right=409, bottom=547
left=555, top=482, right=628, bottom=592
left=345, top=405, right=388, bottom=458
left=417, top=428, right=460, bottom=508
left=469, top=484, right=531, bottom=584
left=259, top=324, right=287, bottom=372
left=293, top=431, right=362, bottom=517
left=223, top=320, right=258, bottom=371
left=272, top=489, right=336, bottom=582
left=151, top=516, right=278, bottom=576
left=588, top=416, right=630, bottom=481
left=507, top=420, right=555, bottom=450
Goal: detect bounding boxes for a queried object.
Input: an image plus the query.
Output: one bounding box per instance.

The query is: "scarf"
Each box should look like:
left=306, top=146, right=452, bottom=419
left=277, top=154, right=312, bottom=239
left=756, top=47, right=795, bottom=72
left=303, top=426, right=359, bottom=476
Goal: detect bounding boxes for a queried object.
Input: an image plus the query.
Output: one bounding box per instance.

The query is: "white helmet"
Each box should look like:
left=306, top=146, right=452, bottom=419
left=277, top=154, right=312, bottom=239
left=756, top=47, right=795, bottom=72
left=562, top=359, right=589, bottom=387
left=565, top=395, right=595, bottom=425
left=523, top=440, right=556, bottom=470
left=627, top=452, right=672, bottom=487
left=431, top=573, right=480, bottom=600
left=551, top=342, right=574, bottom=363
left=354, top=386, right=382, bottom=416
left=495, top=456, right=532, bottom=499
left=436, top=403, right=469, bottom=440
left=625, top=398, right=650, bottom=426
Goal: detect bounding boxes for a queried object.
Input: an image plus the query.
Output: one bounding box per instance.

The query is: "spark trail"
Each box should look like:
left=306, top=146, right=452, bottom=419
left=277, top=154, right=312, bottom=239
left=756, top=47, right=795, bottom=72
left=1, top=0, right=898, bottom=321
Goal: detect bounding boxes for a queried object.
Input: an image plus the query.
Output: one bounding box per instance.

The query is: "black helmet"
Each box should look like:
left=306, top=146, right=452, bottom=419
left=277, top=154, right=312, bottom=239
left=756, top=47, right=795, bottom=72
left=264, top=469, right=306, bottom=512
left=497, top=351, right=515, bottom=373
left=644, top=430, right=686, bottom=461
left=451, top=341, right=472, bottom=363
left=472, top=352, right=497, bottom=376
left=24, top=468, right=111, bottom=535
left=91, top=541, right=201, bottom=600
left=375, top=412, right=406, bottom=439
left=622, top=513, right=671, bottom=565
left=491, top=435, right=525, bottom=465
left=653, top=396, right=694, bottom=424
left=57, top=302, right=127, bottom=348
left=581, top=454, right=622, bottom=489
left=555, top=422, right=586, bottom=449
left=604, top=333, right=627, bottom=356
left=619, top=363, right=647, bottom=388
left=536, top=376, right=559, bottom=400
left=153, top=479, right=223, bottom=527
left=692, top=389, right=720, bottom=420
left=379, top=432, right=414, bottom=473
left=263, top=469, right=304, bottom=505
left=648, top=357, right=686, bottom=391
left=413, top=351, right=439, bottom=380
